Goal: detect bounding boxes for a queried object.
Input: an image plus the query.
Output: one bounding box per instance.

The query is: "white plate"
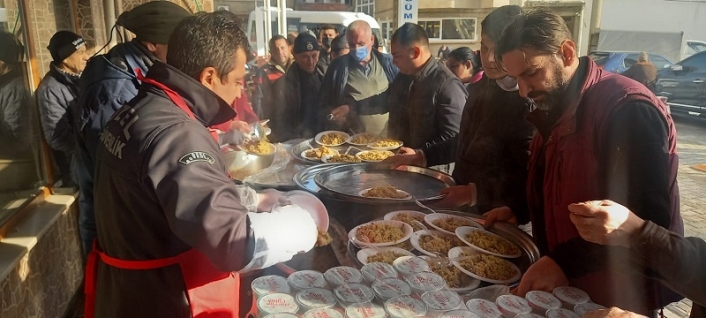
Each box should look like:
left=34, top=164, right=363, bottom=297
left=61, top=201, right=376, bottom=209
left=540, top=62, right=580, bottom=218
left=348, top=220, right=414, bottom=247
left=347, top=133, right=381, bottom=147
left=286, top=190, right=329, bottom=230
left=383, top=210, right=428, bottom=231
left=410, top=230, right=461, bottom=257
left=451, top=249, right=522, bottom=285
left=448, top=246, right=475, bottom=259
left=424, top=213, right=482, bottom=235
left=358, top=188, right=412, bottom=200
left=367, top=139, right=403, bottom=151
left=300, top=148, right=340, bottom=162
left=356, top=247, right=415, bottom=265
left=455, top=227, right=522, bottom=258
left=315, top=131, right=350, bottom=147
left=355, top=150, right=395, bottom=162
left=321, top=153, right=362, bottom=164
left=418, top=256, right=481, bottom=293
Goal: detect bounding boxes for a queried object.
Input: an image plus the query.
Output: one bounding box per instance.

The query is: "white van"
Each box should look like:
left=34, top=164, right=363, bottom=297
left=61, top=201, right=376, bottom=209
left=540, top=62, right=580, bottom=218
left=246, top=7, right=384, bottom=57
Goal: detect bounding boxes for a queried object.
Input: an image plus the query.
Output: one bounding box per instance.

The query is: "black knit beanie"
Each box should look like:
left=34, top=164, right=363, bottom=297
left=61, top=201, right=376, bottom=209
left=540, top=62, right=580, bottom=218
left=47, top=31, right=86, bottom=63
left=116, top=1, right=191, bottom=44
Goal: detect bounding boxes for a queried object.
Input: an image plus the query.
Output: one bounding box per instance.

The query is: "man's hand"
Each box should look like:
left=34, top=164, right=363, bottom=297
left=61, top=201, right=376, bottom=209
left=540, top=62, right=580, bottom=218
left=512, top=256, right=568, bottom=297
left=583, top=307, right=647, bottom=318
left=383, top=148, right=424, bottom=168
left=482, top=206, right=518, bottom=229
left=230, top=120, right=252, bottom=134
left=434, top=184, right=476, bottom=209
left=330, top=105, right=350, bottom=125
left=568, top=200, right=646, bottom=247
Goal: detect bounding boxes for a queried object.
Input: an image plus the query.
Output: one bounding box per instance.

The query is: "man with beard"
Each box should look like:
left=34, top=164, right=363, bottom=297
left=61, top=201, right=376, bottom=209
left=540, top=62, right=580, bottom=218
left=493, top=7, right=683, bottom=316
left=271, top=33, right=326, bottom=141
left=253, top=35, right=294, bottom=119
left=384, top=6, right=534, bottom=219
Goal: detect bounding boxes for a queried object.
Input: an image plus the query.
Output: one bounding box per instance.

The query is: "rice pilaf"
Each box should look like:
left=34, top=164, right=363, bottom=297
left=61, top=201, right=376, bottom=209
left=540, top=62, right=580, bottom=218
left=392, top=213, right=425, bottom=231
left=426, top=260, right=474, bottom=288
left=356, top=223, right=405, bottom=244
left=367, top=251, right=407, bottom=265
left=419, top=234, right=464, bottom=255
left=432, top=217, right=474, bottom=233
left=459, top=254, right=518, bottom=281
left=465, top=231, right=520, bottom=256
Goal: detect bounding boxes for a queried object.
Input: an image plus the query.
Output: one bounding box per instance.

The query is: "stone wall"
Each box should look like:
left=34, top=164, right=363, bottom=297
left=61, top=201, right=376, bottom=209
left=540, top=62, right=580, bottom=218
left=0, top=205, right=83, bottom=318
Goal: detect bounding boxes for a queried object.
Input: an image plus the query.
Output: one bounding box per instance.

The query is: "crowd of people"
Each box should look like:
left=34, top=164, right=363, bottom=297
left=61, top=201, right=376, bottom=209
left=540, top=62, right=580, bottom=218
left=2, top=1, right=704, bottom=317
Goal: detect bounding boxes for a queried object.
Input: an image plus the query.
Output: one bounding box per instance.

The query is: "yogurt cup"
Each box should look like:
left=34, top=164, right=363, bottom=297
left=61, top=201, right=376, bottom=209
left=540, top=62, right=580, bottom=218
left=257, top=293, right=299, bottom=317
left=545, top=308, right=580, bottom=318
left=288, top=270, right=327, bottom=291
left=252, top=275, right=291, bottom=298
left=334, top=283, right=375, bottom=307
left=496, top=294, right=532, bottom=318
left=514, top=314, right=544, bottom=318
left=361, top=262, right=398, bottom=283
left=372, top=277, right=412, bottom=301
left=552, top=287, right=589, bottom=309
left=525, top=291, right=561, bottom=314
left=296, top=288, right=337, bottom=311
left=344, top=302, right=387, bottom=318
left=385, top=295, right=428, bottom=318
left=404, top=272, right=447, bottom=296
left=325, top=266, right=364, bottom=287
left=421, top=290, right=464, bottom=316
left=439, top=310, right=481, bottom=318
left=303, top=307, right=345, bottom=318
left=573, top=302, right=607, bottom=316
left=466, top=299, right=503, bottom=318
left=263, top=314, right=299, bottom=318
left=393, top=256, right=431, bottom=276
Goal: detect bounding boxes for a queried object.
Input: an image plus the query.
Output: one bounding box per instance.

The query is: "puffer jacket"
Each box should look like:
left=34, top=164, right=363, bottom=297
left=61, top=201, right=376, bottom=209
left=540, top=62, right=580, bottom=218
left=37, top=64, right=79, bottom=154
left=0, top=67, right=32, bottom=159
left=387, top=57, right=466, bottom=149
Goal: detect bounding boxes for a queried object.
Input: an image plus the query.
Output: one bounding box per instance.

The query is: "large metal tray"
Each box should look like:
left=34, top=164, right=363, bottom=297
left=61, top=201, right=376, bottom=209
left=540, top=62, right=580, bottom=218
left=347, top=210, right=540, bottom=290
left=313, top=163, right=456, bottom=203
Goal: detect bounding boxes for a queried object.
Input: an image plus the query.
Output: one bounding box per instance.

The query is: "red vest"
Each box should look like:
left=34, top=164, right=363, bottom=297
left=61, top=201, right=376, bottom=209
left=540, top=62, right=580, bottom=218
left=526, top=58, right=682, bottom=313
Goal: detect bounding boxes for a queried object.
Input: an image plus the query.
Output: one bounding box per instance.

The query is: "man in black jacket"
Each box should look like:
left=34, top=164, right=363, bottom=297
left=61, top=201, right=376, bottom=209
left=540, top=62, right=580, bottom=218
left=387, top=23, right=466, bottom=172
left=271, top=33, right=325, bottom=141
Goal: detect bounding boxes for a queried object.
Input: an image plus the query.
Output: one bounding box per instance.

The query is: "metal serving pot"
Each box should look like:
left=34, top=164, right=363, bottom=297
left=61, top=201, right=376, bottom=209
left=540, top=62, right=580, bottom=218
left=222, top=146, right=275, bottom=182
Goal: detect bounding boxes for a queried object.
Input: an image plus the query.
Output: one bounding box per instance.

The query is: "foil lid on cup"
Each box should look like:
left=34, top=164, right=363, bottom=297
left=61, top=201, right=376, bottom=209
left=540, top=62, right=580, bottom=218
left=393, top=256, right=431, bottom=275
left=404, top=272, right=446, bottom=292
left=324, top=266, right=364, bottom=286
left=496, top=294, right=531, bottom=316
left=252, top=275, right=290, bottom=296
left=303, top=307, right=345, bottom=318
left=573, top=302, right=607, bottom=317
left=466, top=299, right=502, bottom=318
left=552, top=287, right=590, bottom=306
left=296, top=288, right=337, bottom=309
left=361, top=262, right=398, bottom=282
left=263, top=313, right=299, bottom=318
left=385, top=295, right=428, bottom=318
left=439, top=310, right=482, bottom=318
left=513, top=314, right=544, bottom=318
left=258, top=293, right=299, bottom=315
left=344, top=302, right=387, bottom=318
left=372, top=277, right=411, bottom=299
left=288, top=270, right=327, bottom=290
left=525, top=291, right=561, bottom=311
left=545, top=308, right=580, bottom=318
left=421, top=290, right=462, bottom=311
left=334, top=283, right=374, bottom=304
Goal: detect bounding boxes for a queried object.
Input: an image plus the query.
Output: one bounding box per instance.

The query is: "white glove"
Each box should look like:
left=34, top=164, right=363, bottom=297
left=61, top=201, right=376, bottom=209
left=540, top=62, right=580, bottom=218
left=239, top=204, right=318, bottom=273
left=256, top=189, right=291, bottom=212
left=218, top=128, right=247, bottom=146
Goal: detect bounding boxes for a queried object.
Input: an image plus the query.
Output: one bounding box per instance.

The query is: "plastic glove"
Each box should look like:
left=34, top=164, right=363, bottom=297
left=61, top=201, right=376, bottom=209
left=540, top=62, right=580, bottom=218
left=240, top=204, right=318, bottom=272
left=256, top=188, right=291, bottom=212
left=219, top=128, right=247, bottom=146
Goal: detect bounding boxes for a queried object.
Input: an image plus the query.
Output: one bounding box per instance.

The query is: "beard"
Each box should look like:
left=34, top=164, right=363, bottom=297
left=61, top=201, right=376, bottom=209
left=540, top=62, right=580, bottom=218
left=530, top=63, right=570, bottom=111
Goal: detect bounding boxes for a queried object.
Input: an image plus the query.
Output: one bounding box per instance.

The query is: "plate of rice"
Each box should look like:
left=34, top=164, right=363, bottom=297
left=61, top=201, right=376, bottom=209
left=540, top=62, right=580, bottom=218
left=451, top=249, right=521, bottom=284
left=301, top=146, right=340, bottom=162
left=424, top=213, right=482, bottom=235
left=238, top=139, right=275, bottom=156
left=321, top=153, right=362, bottom=163
left=348, top=220, right=414, bottom=247
left=455, top=227, right=522, bottom=258
left=410, top=230, right=466, bottom=257
left=359, top=186, right=412, bottom=200
left=367, top=138, right=403, bottom=151
left=355, top=150, right=395, bottom=162
left=347, top=133, right=381, bottom=147
left=384, top=210, right=427, bottom=231
left=315, top=131, right=350, bottom=147
left=356, top=247, right=415, bottom=265
left=420, top=256, right=480, bottom=292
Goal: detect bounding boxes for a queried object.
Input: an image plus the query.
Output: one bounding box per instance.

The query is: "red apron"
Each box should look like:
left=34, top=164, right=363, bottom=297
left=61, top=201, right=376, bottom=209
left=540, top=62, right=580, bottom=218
left=84, top=71, right=240, bottom=318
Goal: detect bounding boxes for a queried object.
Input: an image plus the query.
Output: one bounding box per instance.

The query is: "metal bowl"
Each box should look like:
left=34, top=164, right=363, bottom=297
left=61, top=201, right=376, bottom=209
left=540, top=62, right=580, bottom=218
left=222, top=147, right=274, bottom=182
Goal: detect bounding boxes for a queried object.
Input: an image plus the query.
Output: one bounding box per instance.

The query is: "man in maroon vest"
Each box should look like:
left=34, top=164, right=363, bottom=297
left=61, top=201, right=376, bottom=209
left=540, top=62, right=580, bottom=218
left=491, top=7, right=684, bottom=316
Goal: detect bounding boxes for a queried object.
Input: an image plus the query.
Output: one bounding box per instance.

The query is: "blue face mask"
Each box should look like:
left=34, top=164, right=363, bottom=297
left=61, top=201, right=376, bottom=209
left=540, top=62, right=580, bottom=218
left=351, top=46, right=369, bottom=62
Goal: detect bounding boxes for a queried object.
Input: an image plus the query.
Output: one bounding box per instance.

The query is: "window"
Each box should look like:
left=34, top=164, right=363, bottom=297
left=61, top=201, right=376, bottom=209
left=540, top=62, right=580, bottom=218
left=649, top=54, right=672, bottom=69
left=0, top=1, right=46, bottom=226
left=681, top=53, right=706, bottom=71
left=419, top=18, right=477, bottom=41
left=355, top=0, right=374, bottom=17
